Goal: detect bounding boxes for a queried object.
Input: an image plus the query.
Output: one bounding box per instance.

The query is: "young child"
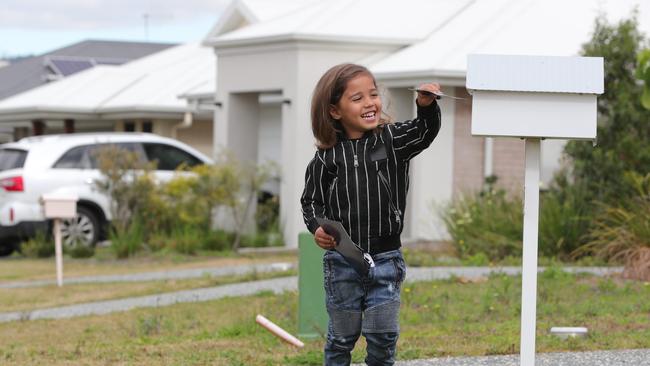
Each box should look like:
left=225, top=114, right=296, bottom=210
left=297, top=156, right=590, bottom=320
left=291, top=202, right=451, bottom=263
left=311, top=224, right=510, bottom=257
left=301, top=63, right=441, bottom=366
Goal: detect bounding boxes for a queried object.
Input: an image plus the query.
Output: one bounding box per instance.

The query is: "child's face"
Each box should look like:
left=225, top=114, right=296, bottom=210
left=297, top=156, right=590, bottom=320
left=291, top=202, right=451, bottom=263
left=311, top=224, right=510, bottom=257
left=329, top=74, right=382, bottom=139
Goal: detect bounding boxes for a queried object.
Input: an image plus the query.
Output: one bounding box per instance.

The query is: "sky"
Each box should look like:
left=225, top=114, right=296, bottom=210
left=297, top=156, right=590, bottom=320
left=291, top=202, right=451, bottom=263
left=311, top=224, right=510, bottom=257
left=0, top=0, right=230, bottom=58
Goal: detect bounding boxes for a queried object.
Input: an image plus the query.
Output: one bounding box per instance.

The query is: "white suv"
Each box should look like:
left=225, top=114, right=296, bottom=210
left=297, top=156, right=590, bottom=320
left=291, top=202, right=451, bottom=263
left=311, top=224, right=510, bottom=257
left=0, top=133, right=213, bottom=256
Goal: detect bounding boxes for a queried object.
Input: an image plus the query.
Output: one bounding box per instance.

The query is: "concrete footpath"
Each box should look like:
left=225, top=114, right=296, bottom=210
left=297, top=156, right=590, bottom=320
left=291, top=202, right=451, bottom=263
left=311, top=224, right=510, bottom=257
left=0, top=265, right=621, bottom=323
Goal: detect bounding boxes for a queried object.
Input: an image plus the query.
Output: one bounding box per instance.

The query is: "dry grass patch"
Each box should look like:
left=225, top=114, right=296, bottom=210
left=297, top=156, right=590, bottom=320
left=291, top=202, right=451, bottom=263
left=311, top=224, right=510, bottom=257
left=0, top=249, right=296, bottom=283
left=0, top=270, right=295, bottom=313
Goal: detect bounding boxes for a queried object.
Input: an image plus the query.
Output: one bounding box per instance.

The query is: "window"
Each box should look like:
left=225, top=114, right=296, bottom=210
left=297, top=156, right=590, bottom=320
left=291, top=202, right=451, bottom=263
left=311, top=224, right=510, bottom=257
left=53, top=143, right=145, bottom=169
left=0, top=149, right=27, bottom=171
left=142, top=143, right=202, bottom=171
left=53, top=146, right=86, bottom=169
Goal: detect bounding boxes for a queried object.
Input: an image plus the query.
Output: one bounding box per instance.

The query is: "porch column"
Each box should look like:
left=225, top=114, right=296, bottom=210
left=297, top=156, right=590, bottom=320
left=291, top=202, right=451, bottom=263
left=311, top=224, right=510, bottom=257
left=64, top=119, right=75, bottom=133
left=31, top=120, right=45, bottom=135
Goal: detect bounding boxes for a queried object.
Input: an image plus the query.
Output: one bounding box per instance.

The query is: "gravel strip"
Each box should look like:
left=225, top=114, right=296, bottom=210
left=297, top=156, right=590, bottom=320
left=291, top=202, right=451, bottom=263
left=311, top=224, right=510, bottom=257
left=385, top=348, right=650, bottom=365
left=0, top=262, right=295, bottom=289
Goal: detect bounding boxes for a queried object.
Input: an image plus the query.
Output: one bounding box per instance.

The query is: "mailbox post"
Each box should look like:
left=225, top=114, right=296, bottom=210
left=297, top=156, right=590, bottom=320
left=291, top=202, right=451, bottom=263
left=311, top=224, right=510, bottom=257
left=466, top=54, right=603, bottom=366
left=41, top=194, right=78, bottom=287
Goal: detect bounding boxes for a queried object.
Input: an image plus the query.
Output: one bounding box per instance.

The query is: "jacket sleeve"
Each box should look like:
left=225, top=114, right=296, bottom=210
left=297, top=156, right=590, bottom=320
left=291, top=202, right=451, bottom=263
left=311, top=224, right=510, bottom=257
left=300, top=151, right=332, bottom=234
left=389, top=100, right=441, bottom=161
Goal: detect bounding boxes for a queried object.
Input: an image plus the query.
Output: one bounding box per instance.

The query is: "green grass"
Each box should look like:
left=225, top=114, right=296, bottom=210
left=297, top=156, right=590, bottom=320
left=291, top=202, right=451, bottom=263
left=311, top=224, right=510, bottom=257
left=1, top=270, right=649, bottom=365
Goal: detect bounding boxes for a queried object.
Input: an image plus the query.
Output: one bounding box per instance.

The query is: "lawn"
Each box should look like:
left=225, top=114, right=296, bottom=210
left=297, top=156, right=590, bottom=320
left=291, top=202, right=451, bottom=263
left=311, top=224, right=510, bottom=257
left=1, top=268, right=648, bottom=365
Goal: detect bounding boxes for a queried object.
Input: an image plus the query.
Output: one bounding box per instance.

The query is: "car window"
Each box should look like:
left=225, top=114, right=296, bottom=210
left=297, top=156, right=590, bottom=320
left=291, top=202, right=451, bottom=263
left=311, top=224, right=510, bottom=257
left=142, top=143, right=202, bottom=171
left=53, top=143, right=145, bottom=169
left=53, top=146, right=86, bottom=169
left=86, top=143, right=145, bottom=169
left=0, top=149, right=27, bottom=171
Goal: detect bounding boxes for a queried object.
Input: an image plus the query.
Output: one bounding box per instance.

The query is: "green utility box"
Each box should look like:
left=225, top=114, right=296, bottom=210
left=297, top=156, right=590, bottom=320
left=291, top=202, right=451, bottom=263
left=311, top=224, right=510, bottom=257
left=298, top=232, right=328, bottom=338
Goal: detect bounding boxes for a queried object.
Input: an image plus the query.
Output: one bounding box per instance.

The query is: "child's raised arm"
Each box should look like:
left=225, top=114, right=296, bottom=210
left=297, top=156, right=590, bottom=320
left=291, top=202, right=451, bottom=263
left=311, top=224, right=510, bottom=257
left=388, top=83, right=442, bottom=161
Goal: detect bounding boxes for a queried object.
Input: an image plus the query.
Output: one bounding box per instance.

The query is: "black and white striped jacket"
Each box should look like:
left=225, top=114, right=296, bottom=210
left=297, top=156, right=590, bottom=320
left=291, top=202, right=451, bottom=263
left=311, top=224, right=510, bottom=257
left=301, top=100, right=441, bottom=255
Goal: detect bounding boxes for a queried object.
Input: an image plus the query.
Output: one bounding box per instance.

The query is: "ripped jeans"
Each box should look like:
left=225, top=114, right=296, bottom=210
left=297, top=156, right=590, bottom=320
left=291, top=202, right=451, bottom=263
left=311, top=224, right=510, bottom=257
left=323, top=249, right=406, bottom=366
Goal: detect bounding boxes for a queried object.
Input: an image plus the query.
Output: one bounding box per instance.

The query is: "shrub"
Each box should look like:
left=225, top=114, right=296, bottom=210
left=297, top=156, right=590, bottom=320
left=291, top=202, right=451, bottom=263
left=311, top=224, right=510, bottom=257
left=441, top=179, right=523, bottom=261
left=20, top=230, right=54, bottom=258
left=201, top=230, right=235, bottom=251
left=576, top=173, right=650, bottom=281
left=66, top=244, right=96, bottom=258
left=109, top=219, right=144, bottom=259
left=538, top=171, right=593, bottom=260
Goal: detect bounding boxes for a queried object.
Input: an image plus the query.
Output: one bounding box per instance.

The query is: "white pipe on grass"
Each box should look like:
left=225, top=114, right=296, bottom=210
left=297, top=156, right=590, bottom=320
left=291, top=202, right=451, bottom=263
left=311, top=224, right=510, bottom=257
left=255, top=314, right=305, bottom=348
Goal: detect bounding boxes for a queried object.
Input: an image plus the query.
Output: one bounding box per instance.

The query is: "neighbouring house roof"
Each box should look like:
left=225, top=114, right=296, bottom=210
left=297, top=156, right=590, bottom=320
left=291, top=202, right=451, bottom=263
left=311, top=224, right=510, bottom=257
left=370, top=0, right=650, bottom=79
left=0, top=40, right=175, bottom=101
left=0, top=42, right=215, bottom=122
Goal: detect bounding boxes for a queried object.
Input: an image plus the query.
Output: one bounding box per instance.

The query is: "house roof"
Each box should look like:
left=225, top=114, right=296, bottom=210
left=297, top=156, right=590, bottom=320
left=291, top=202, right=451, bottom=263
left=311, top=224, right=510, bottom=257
left=205, top=0, right=475, bottom=47
left=370, top=0, right=650, bottom=79
left=0, top=40, right=174, bottom=101
left=0, top=42, right=215, bottom=122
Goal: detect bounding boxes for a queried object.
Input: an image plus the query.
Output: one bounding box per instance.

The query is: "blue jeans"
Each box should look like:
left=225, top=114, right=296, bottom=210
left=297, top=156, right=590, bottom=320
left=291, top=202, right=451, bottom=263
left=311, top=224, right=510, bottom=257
left=323, top=249, right=406, bottom=366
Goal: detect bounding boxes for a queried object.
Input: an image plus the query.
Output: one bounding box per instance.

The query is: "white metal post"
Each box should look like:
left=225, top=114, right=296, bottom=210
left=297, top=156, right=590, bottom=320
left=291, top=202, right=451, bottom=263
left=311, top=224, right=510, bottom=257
left=53, top=218, right=64, bottom=287
left=520, top=138, right=541, bottom=365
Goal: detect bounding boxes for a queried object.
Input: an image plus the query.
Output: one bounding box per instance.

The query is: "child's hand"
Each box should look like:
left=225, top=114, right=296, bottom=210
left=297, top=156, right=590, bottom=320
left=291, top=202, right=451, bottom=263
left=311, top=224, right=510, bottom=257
left=314, top=227, right=337, bottom=250
left=416, top=82, right=441, bottom=106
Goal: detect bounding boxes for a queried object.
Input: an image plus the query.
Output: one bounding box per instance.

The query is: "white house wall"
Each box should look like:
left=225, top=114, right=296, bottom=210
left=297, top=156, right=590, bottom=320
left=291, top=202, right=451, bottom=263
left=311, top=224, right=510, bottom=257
left=407, top=88, right=455, bottom=242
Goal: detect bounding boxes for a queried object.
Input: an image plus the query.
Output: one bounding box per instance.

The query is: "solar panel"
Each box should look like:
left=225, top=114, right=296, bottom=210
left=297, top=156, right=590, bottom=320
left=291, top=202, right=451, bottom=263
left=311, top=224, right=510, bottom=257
left=49, top=59, right=94, bottom=76
left=96, top=59, right=126, bottom=65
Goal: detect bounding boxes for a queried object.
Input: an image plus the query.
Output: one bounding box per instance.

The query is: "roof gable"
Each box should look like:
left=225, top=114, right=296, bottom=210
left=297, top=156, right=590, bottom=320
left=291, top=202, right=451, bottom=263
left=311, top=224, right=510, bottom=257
left=203, top=0, right=319, bottom=44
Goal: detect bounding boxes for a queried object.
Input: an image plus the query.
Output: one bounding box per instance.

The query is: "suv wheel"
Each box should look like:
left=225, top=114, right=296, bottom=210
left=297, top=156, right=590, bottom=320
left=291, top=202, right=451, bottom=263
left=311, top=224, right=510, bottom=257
left=60, top=206, right=100, bottom=247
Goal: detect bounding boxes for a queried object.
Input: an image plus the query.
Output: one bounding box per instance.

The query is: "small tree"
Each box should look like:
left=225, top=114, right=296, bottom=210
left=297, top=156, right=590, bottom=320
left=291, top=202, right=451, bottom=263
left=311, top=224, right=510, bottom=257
left=94, top=146, right=155, bottom=257
left=563, top=14, right=650, bottom=205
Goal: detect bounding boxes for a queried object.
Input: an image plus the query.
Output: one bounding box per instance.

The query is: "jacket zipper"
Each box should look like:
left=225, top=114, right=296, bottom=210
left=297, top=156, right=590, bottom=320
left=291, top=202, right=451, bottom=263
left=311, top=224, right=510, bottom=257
left=327, top=177, right=338, bottom=206
left=377, top=170, right=402, bottom=232
left=351, top=141, right=361, bottom=249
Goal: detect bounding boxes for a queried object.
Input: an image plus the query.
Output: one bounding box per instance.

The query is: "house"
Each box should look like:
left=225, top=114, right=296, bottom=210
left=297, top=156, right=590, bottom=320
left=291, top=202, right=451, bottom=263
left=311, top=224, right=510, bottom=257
left=0, top=40, right=175, bottom=141
left=203, top=0, right=650, bottom=247
left=0, top=42, right=215, bottom=156
left=0, top=40, right=174, bottom=101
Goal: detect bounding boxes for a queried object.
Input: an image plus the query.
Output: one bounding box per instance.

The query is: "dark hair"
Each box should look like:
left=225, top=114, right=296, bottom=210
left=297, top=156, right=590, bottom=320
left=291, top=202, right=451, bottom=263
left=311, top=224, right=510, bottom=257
left=310, top=63, right=386, bottom=149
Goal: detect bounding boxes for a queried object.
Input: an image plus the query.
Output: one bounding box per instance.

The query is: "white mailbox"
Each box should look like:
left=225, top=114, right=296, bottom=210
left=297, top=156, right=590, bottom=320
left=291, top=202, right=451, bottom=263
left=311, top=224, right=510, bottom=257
left=467, top=54, right=604, bottom=140
left=41, top=194, right=78, bottom=219
left=466, top=54, right=603, bottom=366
